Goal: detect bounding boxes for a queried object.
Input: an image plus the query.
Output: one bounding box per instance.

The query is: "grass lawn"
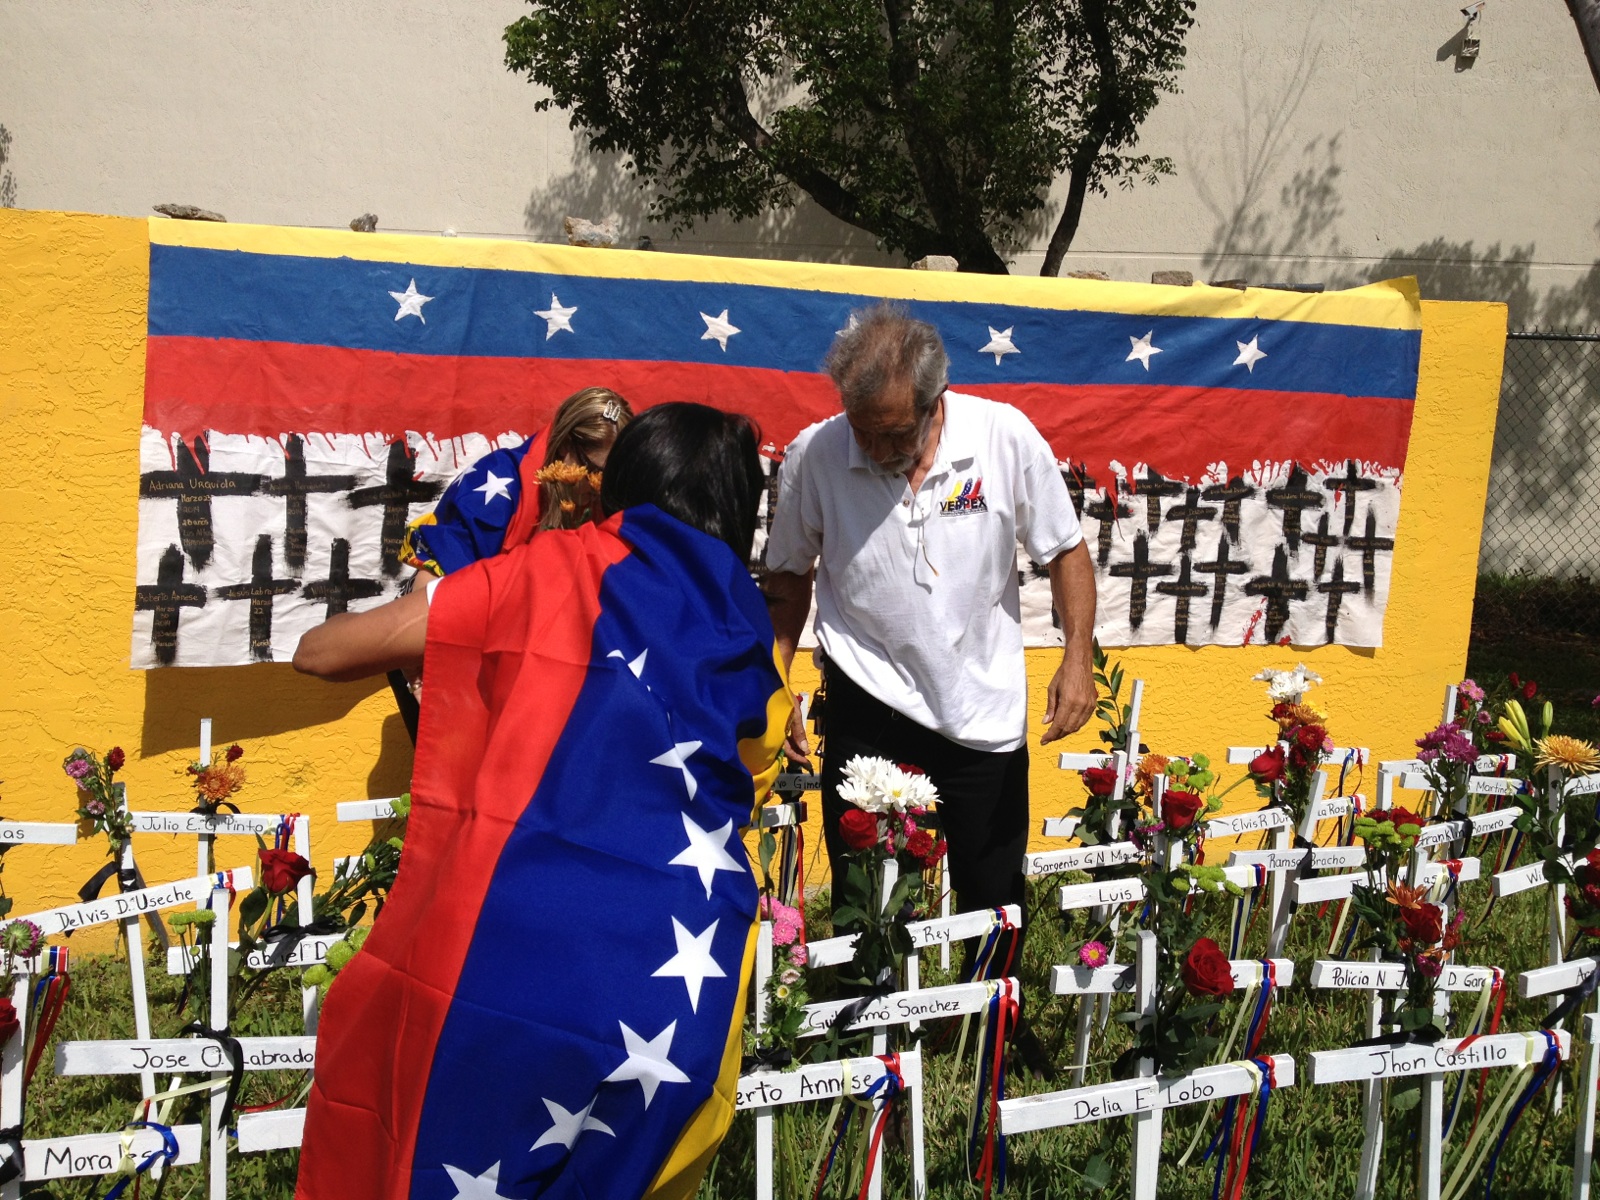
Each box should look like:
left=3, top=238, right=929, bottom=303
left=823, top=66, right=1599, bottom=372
left=22, top=867, right=1598, bottom=1199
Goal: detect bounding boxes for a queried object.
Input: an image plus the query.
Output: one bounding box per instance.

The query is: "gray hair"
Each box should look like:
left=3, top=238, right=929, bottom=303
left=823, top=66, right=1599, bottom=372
left=824, top=305, right=949, bottom=416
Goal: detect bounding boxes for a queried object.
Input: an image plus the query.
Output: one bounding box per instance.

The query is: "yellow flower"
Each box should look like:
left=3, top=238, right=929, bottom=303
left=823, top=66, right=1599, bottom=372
left=1274, top=702, right=1326, bottom=730
left=1537, top=735, right=1600, bottom=776
left=773, top=984, right=791, bottom=1000
left=1385, top=881, right=1429, bottom=911
left=1135, top=754, right=1169, bottom=794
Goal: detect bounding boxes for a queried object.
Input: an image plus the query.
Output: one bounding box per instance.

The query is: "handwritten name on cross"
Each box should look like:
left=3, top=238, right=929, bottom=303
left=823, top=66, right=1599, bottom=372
left=1062, top=462, right=1095, bottom=517
left=1083, top=486, right=1133, bottom=566
left=346, top=440, right=444, bottom=577
left=1109, top=532, right=1174, bottom=632
left=1318, top=559, right=1363, bottom=644
left=1322, top=459, right=1380, bottom=536
left=134, top=544, right=209, bottom=665
left=1194, top=536, right=1249, bottom=632
left=1265, top=464, right=1325, bottom=553
left=1201, top=475, right=1257, bottom=545
left=1243, top=546, right=1310, bottom=644
left=1162, top=487, right=1218, bottom=555
left=214, top=535, right=299, bottom=662
left=1132, top=468, right=1184, bottom=534
left=264, top=435, right=357, bottom=570
left=1344, top=509, right=1396, bottom=598
left=1301, top=512, right=1340, bottom=581
left=1155, top=555, right=1209, bottom=644
left=138, top=437, right=263, bottom=570
left=301, top=538, right=385, bottom=619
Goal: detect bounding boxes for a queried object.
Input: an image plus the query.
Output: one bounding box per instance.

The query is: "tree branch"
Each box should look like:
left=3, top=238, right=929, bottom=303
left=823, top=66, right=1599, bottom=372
left=1571, top=0, right=1600, bottom=94
left=1040, top=0, right=1120, bottom=277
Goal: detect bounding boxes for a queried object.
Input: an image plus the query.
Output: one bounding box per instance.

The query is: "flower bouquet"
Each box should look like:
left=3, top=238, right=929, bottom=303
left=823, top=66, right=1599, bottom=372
left=62, top=745, right=133, bottom=852
left=1245, top=665, right=1334, bottom=828
left=187, top=743, right=246, bottom=815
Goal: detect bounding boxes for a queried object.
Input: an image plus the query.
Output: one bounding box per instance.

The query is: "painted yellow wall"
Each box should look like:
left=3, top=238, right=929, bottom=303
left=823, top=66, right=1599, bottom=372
left=0, top=210, right=1506, bottom=944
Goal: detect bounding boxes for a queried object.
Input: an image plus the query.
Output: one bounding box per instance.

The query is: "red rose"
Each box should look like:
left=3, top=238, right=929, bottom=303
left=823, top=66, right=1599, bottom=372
left=0, top=999, right=17, bottom=1046
left=1387, top=807, right=1427, bottom=833
left=1398, top=903, right=1444, bottom=945
left=106, top=747, right=125, bottom=772
left=896, top=762, right=926, bottom=777
left=259, top=848, right=314, bottom=895
left=1524, top=682, right=1538, bottom=699
left=1509, top=672, right=1521, bottom=689
left=1180, top=937, right=1236, bottom=997
left=838, top=809, right=880, bottom=852
left=1582, top=883, right=1600, bottom=912
left=226, top=744, right=244, bottom=763
left=1162, top=790, right=1204, bottom=830
left=1082, top=766, right=1120, bottom=796
left=1270, top=702, right=1295, bottom=723
left=905, top=829, right=936, bottom=863
left=1248, top=746, right=1286, bottom=784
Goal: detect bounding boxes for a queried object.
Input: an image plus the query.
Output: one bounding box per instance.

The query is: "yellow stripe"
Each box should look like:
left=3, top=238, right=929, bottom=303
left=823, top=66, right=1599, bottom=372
left=641, top=918, right=758, bottom=1200
left=739, top=649, right=793, bottom=819
left=148, top=218, right=1420, bottom=330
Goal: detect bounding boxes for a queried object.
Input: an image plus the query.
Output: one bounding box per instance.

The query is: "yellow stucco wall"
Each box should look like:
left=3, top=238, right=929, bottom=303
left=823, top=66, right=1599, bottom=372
left=0, top=209, right=1506, bottom=943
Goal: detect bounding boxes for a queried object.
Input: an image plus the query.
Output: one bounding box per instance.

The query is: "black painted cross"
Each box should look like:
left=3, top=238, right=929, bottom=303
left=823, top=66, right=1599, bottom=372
left=1244, top=546, right=1311, bottom=645
left=139, top=437, right=263, bottom=570
left=1317, top=558, right=1363, bottom=643
left=1194, top=536, right=1250, bottom=631
left=214, top=535, right=301, bottom=662
left=347, top=440, right=445, bottom=577
left=1321, top=459, right=1380, bottom=536
left=264, top=435, right=358, bottom=570
left=1265, top=465, right=1325, bottom=553
left=1163, top=487, right=1218, bottom=556
left=302, top=538, right=387, bottom=619
left=1132, top=469, right=1185, bottom=534
left=1155, top=555, right=1210, bottom=644
left=1201, top=476, right=1257, bottom=545
left=1109, top=532, right=1174, bottom=632
left=1082, top=486, right=1134, bottom=567
left=1301, top=513, right=1341, bottom=581
left=134, top=544, right=209, bottom=666
left=1344, top=509, right=1397, bottom=598
left=1063, top=463, right=1095, bottom=517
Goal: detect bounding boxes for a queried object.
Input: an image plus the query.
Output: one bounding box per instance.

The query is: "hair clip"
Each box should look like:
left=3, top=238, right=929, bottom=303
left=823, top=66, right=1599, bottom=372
left=603, top=401, right=623, bottom=423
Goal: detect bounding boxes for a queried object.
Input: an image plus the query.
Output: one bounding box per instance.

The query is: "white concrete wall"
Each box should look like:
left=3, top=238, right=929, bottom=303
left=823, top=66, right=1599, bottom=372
left=2, top=0, right=1597, bottom=322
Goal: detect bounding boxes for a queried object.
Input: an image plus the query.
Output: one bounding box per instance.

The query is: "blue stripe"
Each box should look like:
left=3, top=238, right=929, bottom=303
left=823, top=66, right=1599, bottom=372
left=149, top=245, right=1420, bottom=400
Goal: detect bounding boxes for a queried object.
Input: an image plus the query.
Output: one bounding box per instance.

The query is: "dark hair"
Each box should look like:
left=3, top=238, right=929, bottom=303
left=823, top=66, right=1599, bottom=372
left=600, top=402, right=764, bottom=561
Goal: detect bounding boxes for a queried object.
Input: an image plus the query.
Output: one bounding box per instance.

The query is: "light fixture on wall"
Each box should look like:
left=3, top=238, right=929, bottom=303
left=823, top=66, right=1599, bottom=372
left=1459, top=3, right=1485, bottom=61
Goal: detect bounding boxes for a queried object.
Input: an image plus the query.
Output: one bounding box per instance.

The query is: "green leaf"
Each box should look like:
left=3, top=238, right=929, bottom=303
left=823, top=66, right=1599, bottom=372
left=237, top=886, right=269, bottom=929
left=1083, top=1154, right=1113, bottom=1190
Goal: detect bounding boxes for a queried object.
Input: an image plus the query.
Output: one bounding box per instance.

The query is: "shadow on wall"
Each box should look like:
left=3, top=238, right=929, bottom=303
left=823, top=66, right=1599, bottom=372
left=0, top=125, right=15, bottom=208
left=523, top=146, right=892, bottom=264
left=139, top=665, right=414, bottom=796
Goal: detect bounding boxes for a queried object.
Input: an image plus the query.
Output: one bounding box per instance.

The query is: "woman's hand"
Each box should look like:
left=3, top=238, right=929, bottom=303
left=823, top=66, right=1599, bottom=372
left=293, top=580, right=432, bottom=682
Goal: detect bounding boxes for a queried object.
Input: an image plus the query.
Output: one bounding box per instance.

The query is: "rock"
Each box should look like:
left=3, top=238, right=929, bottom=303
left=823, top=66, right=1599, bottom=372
left=634, top=235, right=655, bottom=252
left=564, top=216, right=619, bottom=248
left=350, top=213, right=378, bottom=233
left=1210, top=278, right=1249, bottom=290
left=1066, top=270, right=1111, bottom=281
left=1150, top=270, right=1194, bottom=286
left=911, top=255, right=959, bottom=271
left=153, top=204, right=226, bottom=222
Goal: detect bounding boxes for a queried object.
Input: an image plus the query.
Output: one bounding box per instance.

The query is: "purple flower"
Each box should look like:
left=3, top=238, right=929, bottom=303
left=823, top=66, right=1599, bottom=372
left=84, top=799, right=105, bottom=817
left=1416, top=722, right=1476, bottom=765
left=64, top=757, right=92, bottom=780
left=1458, top=679, right=1485, bottom=704
left=1476, top=711, right=1491, bottom=725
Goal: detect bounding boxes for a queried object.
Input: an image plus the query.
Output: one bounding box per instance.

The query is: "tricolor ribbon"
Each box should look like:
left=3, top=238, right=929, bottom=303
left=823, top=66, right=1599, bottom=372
left=24, top=945, right=70, bottom=1091
left=969, top=978, right=1018, bottom=1199
left=102, top=1121, right=180, bottom=1200
left=1440, top=1031, right=1563, bottom=1200
left=811, top=1056, right=904, bottom=1200
left=1444, top=968, right=1506, bottom=1142
left=1203, top=1057, right=1277, bottom=1200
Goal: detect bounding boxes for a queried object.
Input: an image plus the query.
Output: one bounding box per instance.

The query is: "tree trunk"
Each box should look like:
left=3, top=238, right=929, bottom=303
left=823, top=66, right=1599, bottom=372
left=1039, top=0, right=1120, bottom=276
left=1572, top=0, right=1600, bottom=93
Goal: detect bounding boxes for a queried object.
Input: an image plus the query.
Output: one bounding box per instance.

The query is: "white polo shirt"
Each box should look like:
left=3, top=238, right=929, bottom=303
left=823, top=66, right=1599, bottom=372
left=765, top=390, right=1083, bottom=752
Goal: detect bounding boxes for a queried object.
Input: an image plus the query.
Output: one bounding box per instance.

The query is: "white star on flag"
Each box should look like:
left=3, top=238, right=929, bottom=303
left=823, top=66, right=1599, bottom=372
left=1233, top=335, right=1267, bottom=373
left=604, top=1020, right=690, bottom=1109
left=653, top=917, right=727, bottom=1012
left=607, top=648, right=648, bottom=679
left=389, top=279, right=434, bottom=323
left=700, top=310, right=740, bottom=351
left=535, top=293, right=578, bottom=339
left=979, top=326, right=1019, bottom=364
left=530, top=1095, right=615, bottom=1152
left=650, top=740, right=703, bottom=801
left=1126, top=331, right=1162, bottom=370
left=668, top=813, right=744, bottom=898
left=473, top=470, right=513, bottom=505
left=442, top=1161, right=513, bottom=1200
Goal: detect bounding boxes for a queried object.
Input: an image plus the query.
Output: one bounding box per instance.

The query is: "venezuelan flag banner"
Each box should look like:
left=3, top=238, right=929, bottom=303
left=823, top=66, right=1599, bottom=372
left=134, top=219, right=1421, bottom=665
left=298, top=504, right=789, bottom=1200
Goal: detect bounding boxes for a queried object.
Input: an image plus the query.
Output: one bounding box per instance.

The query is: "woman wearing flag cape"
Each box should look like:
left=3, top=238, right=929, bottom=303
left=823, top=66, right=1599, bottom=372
left=294, top=403, right=790, bottom=1200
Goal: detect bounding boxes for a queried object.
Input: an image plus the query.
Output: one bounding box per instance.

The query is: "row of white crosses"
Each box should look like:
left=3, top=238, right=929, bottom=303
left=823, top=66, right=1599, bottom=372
left=1295, top=686, right=1566, bottom=1200
left=1005, top=767, right=1299, bottom=1200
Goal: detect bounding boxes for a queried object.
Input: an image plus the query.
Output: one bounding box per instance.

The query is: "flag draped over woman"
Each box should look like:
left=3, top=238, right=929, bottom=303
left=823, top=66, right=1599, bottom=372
left=298, top=503, right=790, bottom=1200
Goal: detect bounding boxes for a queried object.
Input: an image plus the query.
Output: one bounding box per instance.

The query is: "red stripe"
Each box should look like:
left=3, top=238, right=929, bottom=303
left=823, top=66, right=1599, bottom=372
left=145, top=337, right=1412, bottom=481
left=296, top=522, right=631, bottom=1199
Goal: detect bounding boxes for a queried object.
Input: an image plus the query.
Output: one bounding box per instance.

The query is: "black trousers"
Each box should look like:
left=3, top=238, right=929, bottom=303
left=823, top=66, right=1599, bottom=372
left=819, top=664, right=1029, bottom=976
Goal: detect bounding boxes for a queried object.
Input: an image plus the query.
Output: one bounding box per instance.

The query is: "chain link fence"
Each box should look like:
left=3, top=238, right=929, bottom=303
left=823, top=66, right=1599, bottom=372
left=1473, top=329, right=1600, bottom=647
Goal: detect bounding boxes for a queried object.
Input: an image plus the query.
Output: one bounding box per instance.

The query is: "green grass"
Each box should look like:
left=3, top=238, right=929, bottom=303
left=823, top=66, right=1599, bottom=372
left=24, top=870, right=1598, bottom=1199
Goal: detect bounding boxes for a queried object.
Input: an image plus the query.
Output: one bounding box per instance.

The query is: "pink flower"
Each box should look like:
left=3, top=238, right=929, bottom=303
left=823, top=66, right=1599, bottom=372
left=64, top=757, right=92, bottom=780
left=1476, top=711, right=1491, bottom=725
left=787, top=943, right=808, bottom=967
left=760, top=897, right=804, bottom=947
left=1416, top=722, right=1476, bottom=765
left=1079, top=940, right=1110, bottom=968
left=1458, top=679, right=1485, bottom=704
left=84, top=799, right=105, bottom=817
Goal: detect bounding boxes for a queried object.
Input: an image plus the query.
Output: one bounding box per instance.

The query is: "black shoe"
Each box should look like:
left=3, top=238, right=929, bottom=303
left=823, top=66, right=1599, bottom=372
left=1011, top=1020, right=1056, bottom=1081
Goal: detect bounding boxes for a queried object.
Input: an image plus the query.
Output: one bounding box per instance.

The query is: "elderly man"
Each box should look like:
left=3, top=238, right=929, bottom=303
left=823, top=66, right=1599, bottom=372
left=765, top=305, right=1097, bottom=978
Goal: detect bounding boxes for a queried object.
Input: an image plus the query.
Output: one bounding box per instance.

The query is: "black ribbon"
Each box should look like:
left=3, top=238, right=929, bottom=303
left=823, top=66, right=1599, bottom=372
left=71, top=857, right=155, bottom=940
left=0, top=1124, right=22, bottom=1185
left=1545, top=961, right=1600, bottom=1029
left=827, top=965, right=897, bottom=1037
left=255, top=919, right=343, bottom=967
left=1351, top=1024, right=1446, bottom=1049
left=740, top=1045, right=794, bottom=1073
left=178, top=1023, right=244, bottom=1135
left=387, top=669, right=420, bottom=745
left=190, top=800, right=241, bottom=817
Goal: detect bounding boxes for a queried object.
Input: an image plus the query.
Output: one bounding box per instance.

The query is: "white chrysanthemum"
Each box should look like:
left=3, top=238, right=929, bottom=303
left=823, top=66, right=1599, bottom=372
left=1253, top=664, right=1323, bottom=703
left=837, top=755, right=894, bottom=812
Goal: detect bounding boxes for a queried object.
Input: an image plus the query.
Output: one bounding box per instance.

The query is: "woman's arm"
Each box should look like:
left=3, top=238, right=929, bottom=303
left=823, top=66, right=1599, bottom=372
left=292, top=582, right=432, bottom=682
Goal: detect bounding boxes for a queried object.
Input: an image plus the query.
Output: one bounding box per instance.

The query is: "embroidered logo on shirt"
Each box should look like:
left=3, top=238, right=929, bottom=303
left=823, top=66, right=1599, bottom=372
left=938, top=476, right=989, bottom=516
